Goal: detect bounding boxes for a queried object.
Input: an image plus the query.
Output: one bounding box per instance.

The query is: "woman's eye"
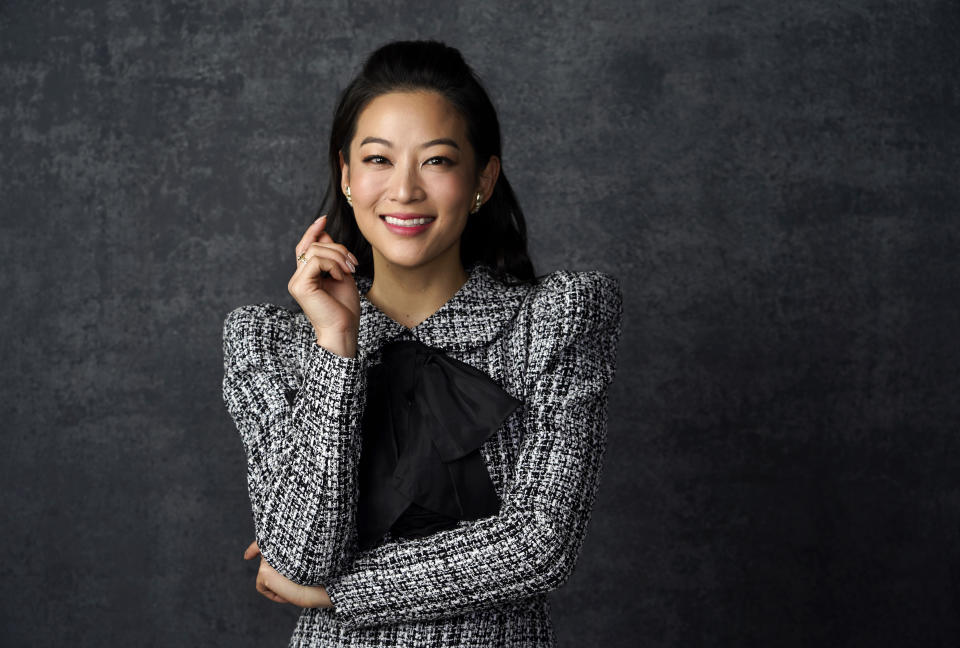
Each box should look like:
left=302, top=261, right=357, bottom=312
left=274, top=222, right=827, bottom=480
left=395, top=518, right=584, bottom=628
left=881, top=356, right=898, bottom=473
left=363, top=155, right=389, bottom=165
left=425, top=156, right=453, bottom=166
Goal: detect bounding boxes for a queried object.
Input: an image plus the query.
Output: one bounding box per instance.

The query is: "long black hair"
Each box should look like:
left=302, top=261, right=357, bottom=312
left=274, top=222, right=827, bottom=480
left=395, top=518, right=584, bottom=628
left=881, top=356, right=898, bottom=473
left=316, top=40, right=537, bottom=286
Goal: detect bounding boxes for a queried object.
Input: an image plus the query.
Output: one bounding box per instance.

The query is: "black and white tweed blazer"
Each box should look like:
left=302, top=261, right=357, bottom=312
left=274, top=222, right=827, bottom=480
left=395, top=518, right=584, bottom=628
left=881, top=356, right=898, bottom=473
left=222, top=262, right=623, bottom=647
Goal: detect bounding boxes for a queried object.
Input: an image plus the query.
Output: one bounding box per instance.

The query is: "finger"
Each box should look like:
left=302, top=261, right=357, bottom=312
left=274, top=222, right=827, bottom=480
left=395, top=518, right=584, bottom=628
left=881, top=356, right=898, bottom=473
left=263, top=585, right=290, bottom=604
left=296, top=241, right=357, bottom=277
left=293, top=245, right=340, bottom=279
left=314, top=230, right=359, bottom=266
left=294, top=217, right=360, bottom=268
left=316, top=229, right=334, bottom=245
left=243, top=540, right=260, bottom=560
left=258, top=569, right=292, bottom=604
left=256, top=577, right=290, bottom=604
left=307, top=240, right=355, bottom=265
left=304, top=242, right=355, bottom=275
left=295, top=214, right=328, bottom=257
left=257, top=560, right=293, bottom=604
left=293, top=251, right=347, bottom=283
left=305, top=254, right=344, bottom=282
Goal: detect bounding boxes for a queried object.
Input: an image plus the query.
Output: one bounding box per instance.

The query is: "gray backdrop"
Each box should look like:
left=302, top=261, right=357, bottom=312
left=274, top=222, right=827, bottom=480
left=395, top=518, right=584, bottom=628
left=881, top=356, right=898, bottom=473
left=2, top=1, right=958, bottom=646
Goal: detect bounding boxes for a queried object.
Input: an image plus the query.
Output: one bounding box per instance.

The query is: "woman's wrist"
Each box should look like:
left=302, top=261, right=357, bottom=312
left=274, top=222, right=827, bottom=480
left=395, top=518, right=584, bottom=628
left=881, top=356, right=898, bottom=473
left=304, top=584, right=333, bottom=609
left=315, top=329, right=359, bottom=359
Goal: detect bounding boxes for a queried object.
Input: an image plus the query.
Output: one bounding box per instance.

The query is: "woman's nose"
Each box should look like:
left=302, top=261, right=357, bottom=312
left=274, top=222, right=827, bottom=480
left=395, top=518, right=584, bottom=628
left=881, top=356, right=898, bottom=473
left=389, top=162, right=425, bottom=203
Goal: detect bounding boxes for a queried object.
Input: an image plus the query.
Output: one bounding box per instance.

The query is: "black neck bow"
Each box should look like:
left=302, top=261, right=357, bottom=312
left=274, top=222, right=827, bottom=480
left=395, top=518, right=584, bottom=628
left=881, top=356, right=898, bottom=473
left=356, top=337, right=522, bottom=550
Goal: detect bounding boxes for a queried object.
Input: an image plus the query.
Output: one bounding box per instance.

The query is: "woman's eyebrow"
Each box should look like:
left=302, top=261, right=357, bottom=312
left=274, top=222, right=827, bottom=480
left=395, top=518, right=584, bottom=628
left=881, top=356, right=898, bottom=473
left=359, top=136, right=460, bottom=150
left=421, top=138, right=460, bottom=150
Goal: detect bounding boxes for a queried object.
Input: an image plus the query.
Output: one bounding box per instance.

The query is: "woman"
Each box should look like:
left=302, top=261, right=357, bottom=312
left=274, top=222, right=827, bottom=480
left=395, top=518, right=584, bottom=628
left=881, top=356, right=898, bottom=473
left=222, top=40, right=623, bottom=647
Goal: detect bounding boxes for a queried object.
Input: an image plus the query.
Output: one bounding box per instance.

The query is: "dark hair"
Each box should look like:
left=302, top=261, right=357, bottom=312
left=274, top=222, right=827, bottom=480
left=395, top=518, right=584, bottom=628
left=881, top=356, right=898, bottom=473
left=316, top=40, right=537, bottom=286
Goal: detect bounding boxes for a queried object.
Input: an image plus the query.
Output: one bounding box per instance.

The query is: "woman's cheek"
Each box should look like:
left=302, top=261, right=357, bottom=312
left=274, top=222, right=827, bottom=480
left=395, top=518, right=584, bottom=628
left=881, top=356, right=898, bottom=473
left=352, top=172, right=381, bottom=203
left=431, top=174, right=472, bottom=213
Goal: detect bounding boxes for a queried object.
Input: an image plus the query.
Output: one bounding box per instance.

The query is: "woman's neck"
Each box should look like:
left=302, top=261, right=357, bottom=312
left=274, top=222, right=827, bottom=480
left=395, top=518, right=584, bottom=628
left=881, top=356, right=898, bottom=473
left=365, top=255, right=470, bottom=330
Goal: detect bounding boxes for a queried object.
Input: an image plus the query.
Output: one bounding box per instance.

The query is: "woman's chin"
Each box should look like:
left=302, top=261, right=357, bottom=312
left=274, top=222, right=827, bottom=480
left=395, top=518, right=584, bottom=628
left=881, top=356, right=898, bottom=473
left=373, top=246, right=464, bottom=273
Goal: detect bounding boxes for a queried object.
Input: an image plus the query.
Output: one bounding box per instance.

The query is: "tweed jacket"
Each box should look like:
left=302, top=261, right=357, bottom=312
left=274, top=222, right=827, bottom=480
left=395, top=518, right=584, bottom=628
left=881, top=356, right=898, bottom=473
left=222, top=262, right=623, bottom=647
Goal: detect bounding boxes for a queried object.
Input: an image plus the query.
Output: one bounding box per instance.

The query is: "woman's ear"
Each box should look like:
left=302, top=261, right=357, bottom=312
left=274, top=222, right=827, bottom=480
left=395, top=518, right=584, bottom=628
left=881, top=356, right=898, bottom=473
left=339, top=149, right=350, bottom=193
left=477, top=155, right=501, bottom=201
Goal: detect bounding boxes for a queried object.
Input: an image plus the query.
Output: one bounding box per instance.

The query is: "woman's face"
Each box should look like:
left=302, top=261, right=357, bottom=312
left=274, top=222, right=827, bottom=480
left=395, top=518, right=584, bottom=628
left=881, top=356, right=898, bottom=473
left=341, top=90, right=498, bottom=272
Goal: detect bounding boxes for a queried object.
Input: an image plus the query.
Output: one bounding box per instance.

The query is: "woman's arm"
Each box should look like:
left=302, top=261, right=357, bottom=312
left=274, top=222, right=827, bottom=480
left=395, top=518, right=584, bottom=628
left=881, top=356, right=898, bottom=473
left=223, top=304, right=368, bottom=585
left=323, top=271, right=624, bottom=629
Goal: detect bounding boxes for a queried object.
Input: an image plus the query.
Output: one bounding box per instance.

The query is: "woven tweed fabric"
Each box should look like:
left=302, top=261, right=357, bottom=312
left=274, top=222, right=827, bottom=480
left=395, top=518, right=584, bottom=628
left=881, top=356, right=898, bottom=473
left=222, top=263, right=624, bottom=647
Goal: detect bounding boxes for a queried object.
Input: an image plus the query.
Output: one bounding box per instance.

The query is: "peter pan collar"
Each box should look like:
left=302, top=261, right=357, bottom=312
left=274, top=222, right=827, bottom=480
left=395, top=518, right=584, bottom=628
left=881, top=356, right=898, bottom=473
left=354, top=263, right=530, bottom=356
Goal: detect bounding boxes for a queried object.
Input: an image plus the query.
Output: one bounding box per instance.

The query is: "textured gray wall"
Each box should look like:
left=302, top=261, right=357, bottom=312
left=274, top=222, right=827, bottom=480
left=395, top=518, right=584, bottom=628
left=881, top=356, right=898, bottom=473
left=2, top=1, right=958, bottom=646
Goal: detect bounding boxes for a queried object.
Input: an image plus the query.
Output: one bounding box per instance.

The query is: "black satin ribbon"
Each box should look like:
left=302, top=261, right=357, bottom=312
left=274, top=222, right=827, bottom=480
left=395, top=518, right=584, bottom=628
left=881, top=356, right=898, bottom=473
left=356, top=337, right=522, bottom=550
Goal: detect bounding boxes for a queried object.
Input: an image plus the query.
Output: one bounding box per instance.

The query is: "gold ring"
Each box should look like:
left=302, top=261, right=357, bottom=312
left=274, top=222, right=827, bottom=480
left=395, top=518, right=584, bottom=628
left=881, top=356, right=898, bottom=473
left=297, top=253, right=307, bottom=265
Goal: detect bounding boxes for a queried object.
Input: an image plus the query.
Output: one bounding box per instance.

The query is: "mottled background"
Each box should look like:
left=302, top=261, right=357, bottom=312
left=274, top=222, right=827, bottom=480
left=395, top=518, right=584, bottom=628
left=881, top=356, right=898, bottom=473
left=2, top=0, right=958, bottom=646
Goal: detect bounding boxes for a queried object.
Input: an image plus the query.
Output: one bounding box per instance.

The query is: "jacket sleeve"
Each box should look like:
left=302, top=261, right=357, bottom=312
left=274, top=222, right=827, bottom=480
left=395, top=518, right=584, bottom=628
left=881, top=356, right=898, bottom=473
left=222, top=304, right=369, bottom=585
left=323, top=271, right=624, bottom=629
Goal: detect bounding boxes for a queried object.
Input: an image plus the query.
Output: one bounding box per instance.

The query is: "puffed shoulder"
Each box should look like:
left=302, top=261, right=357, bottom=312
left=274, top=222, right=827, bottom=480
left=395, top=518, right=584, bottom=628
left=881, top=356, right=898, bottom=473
left=524, top=270, right=624, bottom=339
left=517, top=269, right=624, bottom=388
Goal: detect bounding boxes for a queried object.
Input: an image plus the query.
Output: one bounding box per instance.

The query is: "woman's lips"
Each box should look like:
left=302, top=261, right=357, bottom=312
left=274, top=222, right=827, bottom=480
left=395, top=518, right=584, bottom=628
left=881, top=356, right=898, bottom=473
left=380, top=213, right=436, bottom=236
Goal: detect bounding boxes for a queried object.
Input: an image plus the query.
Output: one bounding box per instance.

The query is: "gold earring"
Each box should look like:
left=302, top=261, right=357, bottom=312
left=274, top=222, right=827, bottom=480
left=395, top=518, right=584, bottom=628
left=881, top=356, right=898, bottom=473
left=345, top=186, right=353, bottom=206
left=470, top=191, right=482, bottom=214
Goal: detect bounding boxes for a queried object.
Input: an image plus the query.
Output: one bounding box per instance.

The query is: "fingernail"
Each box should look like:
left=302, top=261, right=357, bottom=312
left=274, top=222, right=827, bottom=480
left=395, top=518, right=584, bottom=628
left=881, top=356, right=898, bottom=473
left=346, top=259, right=356, bottom=273
left=348, top=252, right=359, bottom=265
left=315, top=214, right=327, bottom=223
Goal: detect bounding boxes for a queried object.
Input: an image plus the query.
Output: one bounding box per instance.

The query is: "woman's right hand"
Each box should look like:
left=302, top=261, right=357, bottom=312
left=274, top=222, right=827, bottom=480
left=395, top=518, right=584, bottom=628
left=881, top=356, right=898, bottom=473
left=288, top=215, right=362, bottom=356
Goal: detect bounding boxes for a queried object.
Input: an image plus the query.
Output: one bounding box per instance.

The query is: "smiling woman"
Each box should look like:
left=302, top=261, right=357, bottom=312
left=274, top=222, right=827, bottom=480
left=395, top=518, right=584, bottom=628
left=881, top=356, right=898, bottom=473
left=342, top=90, right=500, bottom=294
left=222, top=40, right=623, bottom=648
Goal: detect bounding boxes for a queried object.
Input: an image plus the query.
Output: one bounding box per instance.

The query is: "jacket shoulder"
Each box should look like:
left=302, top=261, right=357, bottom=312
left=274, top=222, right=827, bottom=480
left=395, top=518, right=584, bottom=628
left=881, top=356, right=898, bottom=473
left=508, top=269, right=623, bottom=392
left=523, top=269, right=623, bottom=335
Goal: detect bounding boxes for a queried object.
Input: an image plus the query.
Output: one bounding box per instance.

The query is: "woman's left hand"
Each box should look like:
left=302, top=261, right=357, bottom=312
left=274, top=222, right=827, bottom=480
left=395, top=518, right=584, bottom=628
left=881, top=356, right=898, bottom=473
left=244, top=540, right=333, bottom=609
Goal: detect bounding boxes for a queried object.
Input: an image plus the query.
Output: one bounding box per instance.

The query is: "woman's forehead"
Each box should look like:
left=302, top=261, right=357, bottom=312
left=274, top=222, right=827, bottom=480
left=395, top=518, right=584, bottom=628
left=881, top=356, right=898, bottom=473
left=355, top=91, right=468, bottom=147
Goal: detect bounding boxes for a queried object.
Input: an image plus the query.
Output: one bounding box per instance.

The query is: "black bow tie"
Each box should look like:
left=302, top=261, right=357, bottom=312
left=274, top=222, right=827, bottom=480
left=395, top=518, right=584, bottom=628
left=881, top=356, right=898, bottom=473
left=356, top=337, right=522, bottom=551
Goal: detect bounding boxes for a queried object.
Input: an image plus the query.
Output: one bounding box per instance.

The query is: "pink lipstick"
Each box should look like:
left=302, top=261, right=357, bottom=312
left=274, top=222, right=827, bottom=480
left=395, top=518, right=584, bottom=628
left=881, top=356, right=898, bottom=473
left=380, top=213, right=436, bottom=236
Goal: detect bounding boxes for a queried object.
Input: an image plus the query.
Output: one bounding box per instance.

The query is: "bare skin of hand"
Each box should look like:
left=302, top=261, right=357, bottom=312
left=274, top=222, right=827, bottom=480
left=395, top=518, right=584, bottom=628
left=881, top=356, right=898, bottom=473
left=244, top=540, right=333, bottom=609
left=290, top=214, right=362, bottom=358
